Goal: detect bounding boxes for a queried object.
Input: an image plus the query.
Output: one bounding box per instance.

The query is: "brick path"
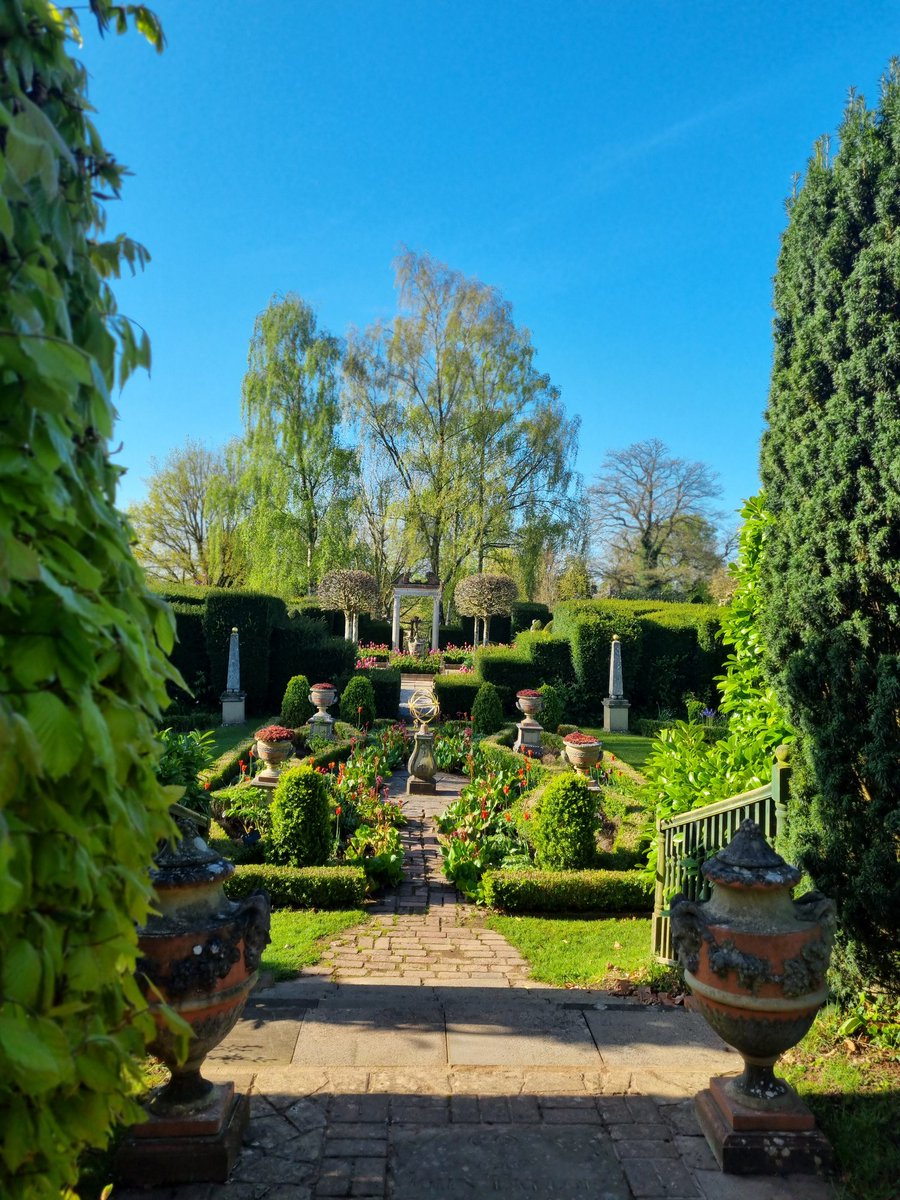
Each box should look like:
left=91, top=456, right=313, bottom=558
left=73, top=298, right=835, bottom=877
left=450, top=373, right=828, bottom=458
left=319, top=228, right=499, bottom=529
left=116, top=722, right=832, bottom=1200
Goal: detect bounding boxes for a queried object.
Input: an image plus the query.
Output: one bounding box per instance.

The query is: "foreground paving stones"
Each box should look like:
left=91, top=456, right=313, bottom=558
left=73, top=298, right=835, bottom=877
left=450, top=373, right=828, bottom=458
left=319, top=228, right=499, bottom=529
left=116, top=761, right=831, bottom=1200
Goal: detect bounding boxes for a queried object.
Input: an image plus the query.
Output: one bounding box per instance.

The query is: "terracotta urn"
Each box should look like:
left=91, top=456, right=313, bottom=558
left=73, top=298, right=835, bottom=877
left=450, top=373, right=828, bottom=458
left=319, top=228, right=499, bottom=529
left=136, top=806, right=271, bottom=1117
left=563, top=737, right=601, bottom=776
left=516, top=691, right=544, bottom=719
left=670, top=819, right=836, bottom=1113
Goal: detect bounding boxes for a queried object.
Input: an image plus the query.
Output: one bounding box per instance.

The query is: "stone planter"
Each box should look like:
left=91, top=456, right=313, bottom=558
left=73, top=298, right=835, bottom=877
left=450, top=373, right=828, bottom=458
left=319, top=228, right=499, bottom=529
left=255, top=737, right=293, bottom=782
left=116, top=806, right=270, bottom=1185
left=309, top=684, right=337, bottom=742
left=563, top=739, right=601, bottom=776
left=670, top=819, right=836, bottom=1173
left=309, top=684, right=337, bottom=711
left=516, top=693, right=544, bottom=719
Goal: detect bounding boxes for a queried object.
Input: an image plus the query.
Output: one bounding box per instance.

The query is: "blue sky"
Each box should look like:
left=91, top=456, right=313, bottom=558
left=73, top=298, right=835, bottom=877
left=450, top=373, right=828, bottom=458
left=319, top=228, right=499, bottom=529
left=79, top=1, right=898, bottom=531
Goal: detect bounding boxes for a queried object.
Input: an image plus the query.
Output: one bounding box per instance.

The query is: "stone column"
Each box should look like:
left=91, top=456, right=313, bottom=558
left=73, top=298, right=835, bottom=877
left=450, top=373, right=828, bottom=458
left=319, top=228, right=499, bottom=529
left=219, top=627, right=246, bottom=726
left=431, top=593, right=440, bottom=652
left=391, top=594, right=401, bottom=651
left=602, top=634, right=630, bottom=732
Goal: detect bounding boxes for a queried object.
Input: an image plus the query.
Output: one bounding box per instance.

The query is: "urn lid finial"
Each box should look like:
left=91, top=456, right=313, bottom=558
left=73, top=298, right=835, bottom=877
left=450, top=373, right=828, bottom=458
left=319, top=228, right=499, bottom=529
left=702, top=819, right=801, bottom=889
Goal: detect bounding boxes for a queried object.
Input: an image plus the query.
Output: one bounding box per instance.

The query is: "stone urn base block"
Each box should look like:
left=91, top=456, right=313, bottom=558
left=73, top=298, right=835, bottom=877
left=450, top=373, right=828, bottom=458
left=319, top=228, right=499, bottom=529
left=115, top=1084, right=250, bottom=1185
left=697, top=1076, right=832, bottom=1175
left=407, top=776, right=437, bottom=795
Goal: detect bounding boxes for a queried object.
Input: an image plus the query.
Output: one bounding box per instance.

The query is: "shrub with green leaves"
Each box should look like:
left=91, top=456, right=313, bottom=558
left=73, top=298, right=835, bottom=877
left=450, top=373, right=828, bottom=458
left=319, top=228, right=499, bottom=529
left=281, top=673, right=313, bottom=727
left=0, top=6, right=180, bottom=1197
left=759, top=72, right=900, bottom=996
left=155, top=727, right=216, bottom=819
left=339, top=674, right=377, bottom=728
left=226, top=864, right=366, bottom=909
left=533, top=774, right=599, bottom=870
left=471, top=681, right=504, bottom=735
left=482, top=869, right=652, bottom=913
left=269, top=766, right=332, bottom=866
left=538, top=683, right=564, bottom=733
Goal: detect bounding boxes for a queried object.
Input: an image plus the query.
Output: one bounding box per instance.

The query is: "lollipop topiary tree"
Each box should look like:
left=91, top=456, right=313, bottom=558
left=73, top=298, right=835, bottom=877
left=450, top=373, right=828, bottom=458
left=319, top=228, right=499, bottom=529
left=454, top=573, right=518, bottom=647
left=317, top=569, right=380, bottom=642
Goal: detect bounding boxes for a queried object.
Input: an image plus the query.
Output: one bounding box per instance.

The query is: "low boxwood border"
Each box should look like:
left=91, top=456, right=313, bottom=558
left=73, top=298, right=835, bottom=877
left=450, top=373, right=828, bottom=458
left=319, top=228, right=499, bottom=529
left=482, top=868, right=653, bottom=913
left=225, top=864, right=366, bottom=909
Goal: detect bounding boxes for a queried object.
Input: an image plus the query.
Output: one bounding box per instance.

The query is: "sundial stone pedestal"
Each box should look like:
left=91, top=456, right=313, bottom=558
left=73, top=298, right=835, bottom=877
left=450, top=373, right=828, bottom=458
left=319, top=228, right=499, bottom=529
left=220, top=628, right=246, bottom=726
left=406, top=687, right=439, bottom=795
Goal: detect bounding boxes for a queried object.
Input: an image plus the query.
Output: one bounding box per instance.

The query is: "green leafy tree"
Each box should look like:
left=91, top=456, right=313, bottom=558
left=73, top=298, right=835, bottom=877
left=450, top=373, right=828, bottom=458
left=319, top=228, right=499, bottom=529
left=128, top=438, right=245, bottom=586
left=345, top=250, right=580, bottom=610
left=557, top=555, right=593, bottom=601
left=0, top=5, right=182, bottom=1196
left=643, top=495, right=794, bottom=832
left=589, top=439, right=723, bottom=597
left=759, top=70, right=900, bottom=995
left=454, top=572, right=518, bottom=646
left=238, top=294, right=357, bottom=594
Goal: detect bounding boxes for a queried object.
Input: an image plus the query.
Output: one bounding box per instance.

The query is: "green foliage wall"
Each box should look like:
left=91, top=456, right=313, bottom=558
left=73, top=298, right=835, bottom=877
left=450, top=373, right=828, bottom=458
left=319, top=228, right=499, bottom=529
left=513, top=631, right=574, bottom=683
left=475, top=647, right=533, bottom=702
left=0, top=5, right=178, bottom=1196
left=203, top=589, right=286, bottom=714
left=460, top=612, right=511, bottom=645
left=355, top=668, right=401, bottom=718
left=553, top=599, right=724, bottom=716
left=510, top=602, right=552, bottom=635
left=433, top=674, right=482, bottom=719
left=759, top=74, right=900, bottom=995
left=168, top=603, right=211, bottom=706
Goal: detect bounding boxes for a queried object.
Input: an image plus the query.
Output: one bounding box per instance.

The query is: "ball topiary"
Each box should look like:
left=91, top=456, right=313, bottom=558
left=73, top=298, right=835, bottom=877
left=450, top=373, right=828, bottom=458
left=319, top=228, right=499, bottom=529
left=472, top=681, right=504, bottom=735
left=281, top=673, right=313, bottom=727
left=538, top=683, right=564, bottom=734
left=533, top=774, right=599, bottom=870
left=339, top=675, right=377, bottom=729
left=269, top=766, right=332, bottom=867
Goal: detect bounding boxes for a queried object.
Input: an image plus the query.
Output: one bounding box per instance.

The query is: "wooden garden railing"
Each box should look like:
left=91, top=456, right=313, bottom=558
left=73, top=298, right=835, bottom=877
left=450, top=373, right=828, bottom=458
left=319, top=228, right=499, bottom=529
left=652, top=746, right=791, bottom=963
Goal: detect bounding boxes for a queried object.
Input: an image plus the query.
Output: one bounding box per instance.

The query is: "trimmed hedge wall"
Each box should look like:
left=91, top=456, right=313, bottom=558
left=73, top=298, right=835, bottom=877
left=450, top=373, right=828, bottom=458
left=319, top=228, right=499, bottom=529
left=168, top=602, right=213, bottom=705
left=482, top=868, right=653, bottom=913
left=434, top=673, right=482, bottom=719
left=460, top=612, right=511, bottom=645
left=355, top=668, right=401, bottom=718
left=225, top=864, right=366, bottom=909
left=358, top=615, right=391, bottom=645
left=267, top=622, right=357, bottom=711
left=553, top=599, right=725, bottom=717
left=513, top=631, right=574, bottom=683
left=633, top=717, right=729, bottom=743
left=439, top=624, right=465, bottom=649
left=475, top=647, right=533, bottom=703
left=511, top=602, right=551, bottom=635
left=203, top=589, right=287, bottom=714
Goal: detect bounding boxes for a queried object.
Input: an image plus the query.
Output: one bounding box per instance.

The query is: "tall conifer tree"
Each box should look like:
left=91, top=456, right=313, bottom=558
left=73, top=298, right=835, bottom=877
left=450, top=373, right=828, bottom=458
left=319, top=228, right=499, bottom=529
left=760, top=66, right=900, bottom=995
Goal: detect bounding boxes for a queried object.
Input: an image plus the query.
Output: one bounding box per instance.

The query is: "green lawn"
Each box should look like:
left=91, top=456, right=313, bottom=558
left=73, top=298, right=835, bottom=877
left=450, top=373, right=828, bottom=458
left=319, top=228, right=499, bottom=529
left=485, top=914, right=658, bottom=987
left=781, top=1007, right=900, bottom=1200
left=206, top=716, right=274, bottom=761
left=581, top=729, right=655, bottom=773
left=262, top=909, right=369, bottom=980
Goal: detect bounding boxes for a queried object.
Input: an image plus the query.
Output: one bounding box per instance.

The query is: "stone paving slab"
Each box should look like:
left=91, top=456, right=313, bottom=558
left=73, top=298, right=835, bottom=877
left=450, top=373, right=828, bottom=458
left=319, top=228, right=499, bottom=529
left=115, top=759, right=834, bottom=1200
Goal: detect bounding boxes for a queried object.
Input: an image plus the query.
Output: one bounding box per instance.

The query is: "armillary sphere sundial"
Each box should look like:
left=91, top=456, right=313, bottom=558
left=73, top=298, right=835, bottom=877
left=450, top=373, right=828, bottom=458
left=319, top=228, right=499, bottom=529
left=409, top=687, right=440, bottom=728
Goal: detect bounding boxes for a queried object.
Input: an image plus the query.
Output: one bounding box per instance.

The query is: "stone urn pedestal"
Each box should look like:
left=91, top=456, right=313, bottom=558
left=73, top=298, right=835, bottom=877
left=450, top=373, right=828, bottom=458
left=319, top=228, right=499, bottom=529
left=670, top=820, right=836, bottom=1175
left=514, top=691, right=544, bottom=755
left=563, top=736, right=602, bottom=784
left=114, top=805, right=271, bottom=1187
left=309, top=683, right=337, bottom=742
left=255, top=738, right=293, bottom=784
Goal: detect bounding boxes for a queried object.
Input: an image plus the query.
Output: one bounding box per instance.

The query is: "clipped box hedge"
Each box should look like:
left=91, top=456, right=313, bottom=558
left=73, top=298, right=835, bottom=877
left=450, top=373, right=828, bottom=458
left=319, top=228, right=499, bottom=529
left=460, top=612, right=511, bottom=645
left=482, top=868, right=653, bottom=913
left=225, top=864, right=366, bottom=909
left=513, top=631, right=575, bottom=683
left=434, top=673, right=482, bottom=719
left=553, top=599, right=725, bottom=717
left=355, top=667, right=401, bottom=718
left=511, top=601, right=552, bottom=635
left=203, top=589, right=287, bottom=714
left=475, top=646, right=534, bottom=703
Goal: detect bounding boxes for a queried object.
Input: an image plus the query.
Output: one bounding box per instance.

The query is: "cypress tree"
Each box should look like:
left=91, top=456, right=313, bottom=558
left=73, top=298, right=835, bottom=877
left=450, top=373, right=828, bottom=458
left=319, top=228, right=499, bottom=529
left=760, top=65, right=900, bottom=996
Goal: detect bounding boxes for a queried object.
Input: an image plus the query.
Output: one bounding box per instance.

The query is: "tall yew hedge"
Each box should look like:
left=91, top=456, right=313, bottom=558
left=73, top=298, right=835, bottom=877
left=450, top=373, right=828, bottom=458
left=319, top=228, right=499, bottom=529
left=0, top=4, right=179, bottom=1196
left=760, top=68, right=900, bottom=995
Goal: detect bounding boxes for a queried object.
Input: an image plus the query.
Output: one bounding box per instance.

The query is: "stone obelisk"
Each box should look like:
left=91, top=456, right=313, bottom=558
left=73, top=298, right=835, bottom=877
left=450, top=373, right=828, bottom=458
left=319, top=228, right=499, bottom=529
left=602, top=635, right=630, bottom=732
left=220, top=627, right=246, bottom=726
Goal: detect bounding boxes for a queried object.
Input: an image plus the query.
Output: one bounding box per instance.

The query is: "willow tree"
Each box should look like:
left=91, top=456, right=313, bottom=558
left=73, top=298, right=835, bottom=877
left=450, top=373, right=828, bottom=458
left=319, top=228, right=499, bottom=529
left=238, top=294, right=357, bottom=594
left=759, top=68, right=900, bottom=996
left=0, top=4, right=180, bottom=1196
left=344, top=250, right=580, bottom=612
